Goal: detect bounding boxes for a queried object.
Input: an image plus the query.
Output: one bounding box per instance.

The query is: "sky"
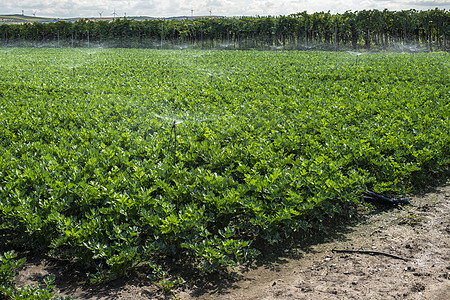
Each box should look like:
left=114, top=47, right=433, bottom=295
left=2, top=0, right=449, bottom=18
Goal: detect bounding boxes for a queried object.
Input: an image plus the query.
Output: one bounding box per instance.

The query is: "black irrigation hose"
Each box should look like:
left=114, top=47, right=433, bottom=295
left=363, top=190, right=410, bottom=205
left=332, top=248, right=408, bottom=261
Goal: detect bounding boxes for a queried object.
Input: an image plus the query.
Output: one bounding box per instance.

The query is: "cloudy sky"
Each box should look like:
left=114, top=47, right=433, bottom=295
left=2, top=0, right=449, bottom=18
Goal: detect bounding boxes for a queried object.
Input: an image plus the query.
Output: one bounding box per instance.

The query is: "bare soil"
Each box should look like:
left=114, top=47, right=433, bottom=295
left=14, top=184, right=450, bottom=299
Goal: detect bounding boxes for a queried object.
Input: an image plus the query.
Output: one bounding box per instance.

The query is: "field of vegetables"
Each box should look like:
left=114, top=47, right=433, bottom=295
left=0, top=48, right=449, bottom=280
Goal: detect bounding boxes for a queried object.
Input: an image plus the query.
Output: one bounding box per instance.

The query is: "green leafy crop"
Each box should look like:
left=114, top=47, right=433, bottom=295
left=0, top=48, right=448, bottom=277
left=0, top=251, right=72, bottom=299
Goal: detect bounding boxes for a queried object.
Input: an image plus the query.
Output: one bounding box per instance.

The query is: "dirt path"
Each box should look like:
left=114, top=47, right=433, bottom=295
left=179, top=184, right=450, bottom=300
left=15, top=184, right=450, bottom=299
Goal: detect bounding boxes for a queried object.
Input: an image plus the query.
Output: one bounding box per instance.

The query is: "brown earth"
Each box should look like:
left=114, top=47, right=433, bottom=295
left=14, top=183, right=450, bottom=299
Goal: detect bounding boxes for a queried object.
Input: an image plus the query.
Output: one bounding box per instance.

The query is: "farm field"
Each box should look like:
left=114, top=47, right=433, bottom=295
left=0, top=48, right=449, bottom=293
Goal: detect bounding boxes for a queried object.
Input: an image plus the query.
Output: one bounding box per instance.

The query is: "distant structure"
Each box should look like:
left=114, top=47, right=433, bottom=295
left=0, top=13, right=224, bottom=25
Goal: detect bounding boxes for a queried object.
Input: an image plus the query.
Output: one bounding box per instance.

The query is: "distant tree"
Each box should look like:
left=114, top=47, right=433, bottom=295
left=1, top=9, right=448, bottom=50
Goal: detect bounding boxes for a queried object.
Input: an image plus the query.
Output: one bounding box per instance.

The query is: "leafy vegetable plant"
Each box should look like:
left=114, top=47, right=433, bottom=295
left=0, top=48, right=448, bottom=279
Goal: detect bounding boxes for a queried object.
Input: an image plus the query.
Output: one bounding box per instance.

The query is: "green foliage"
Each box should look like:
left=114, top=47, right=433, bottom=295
left=397, top=213, right=424, bottom=226
left=0, top=9, right=449, bottom=51
left=156, top=277, right=185, bottom=295
left=0, top=251, right=72, bottom=300
left=0, top=251, right=25, bottom=286
left=0, top=48, right=448, bottom=279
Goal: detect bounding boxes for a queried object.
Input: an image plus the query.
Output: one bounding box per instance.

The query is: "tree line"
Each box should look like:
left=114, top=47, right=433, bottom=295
left=0, top=9, right=448, bottom=51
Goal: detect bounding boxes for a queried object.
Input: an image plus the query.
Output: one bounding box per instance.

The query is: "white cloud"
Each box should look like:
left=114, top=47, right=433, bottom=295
left=1, top=0, right=449, bottom=18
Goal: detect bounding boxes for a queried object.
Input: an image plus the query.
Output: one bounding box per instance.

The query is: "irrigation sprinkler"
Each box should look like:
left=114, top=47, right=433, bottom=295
left=348, top=52, right=363, bottom=65
left=356, top=53, right=362, bottom=65
left=154, top=111, right=221, bottom=160
left=207, top=72, right=214, bottom=85
left=154, top=114, right=185, bottom=180
left=171, top=121, right=177, bottom=165
left=155, top=115, right=183, bottom=150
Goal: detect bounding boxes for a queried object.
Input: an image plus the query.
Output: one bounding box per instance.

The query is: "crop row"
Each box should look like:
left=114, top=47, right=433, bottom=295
left=0, top=48, right=448, bottom=278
